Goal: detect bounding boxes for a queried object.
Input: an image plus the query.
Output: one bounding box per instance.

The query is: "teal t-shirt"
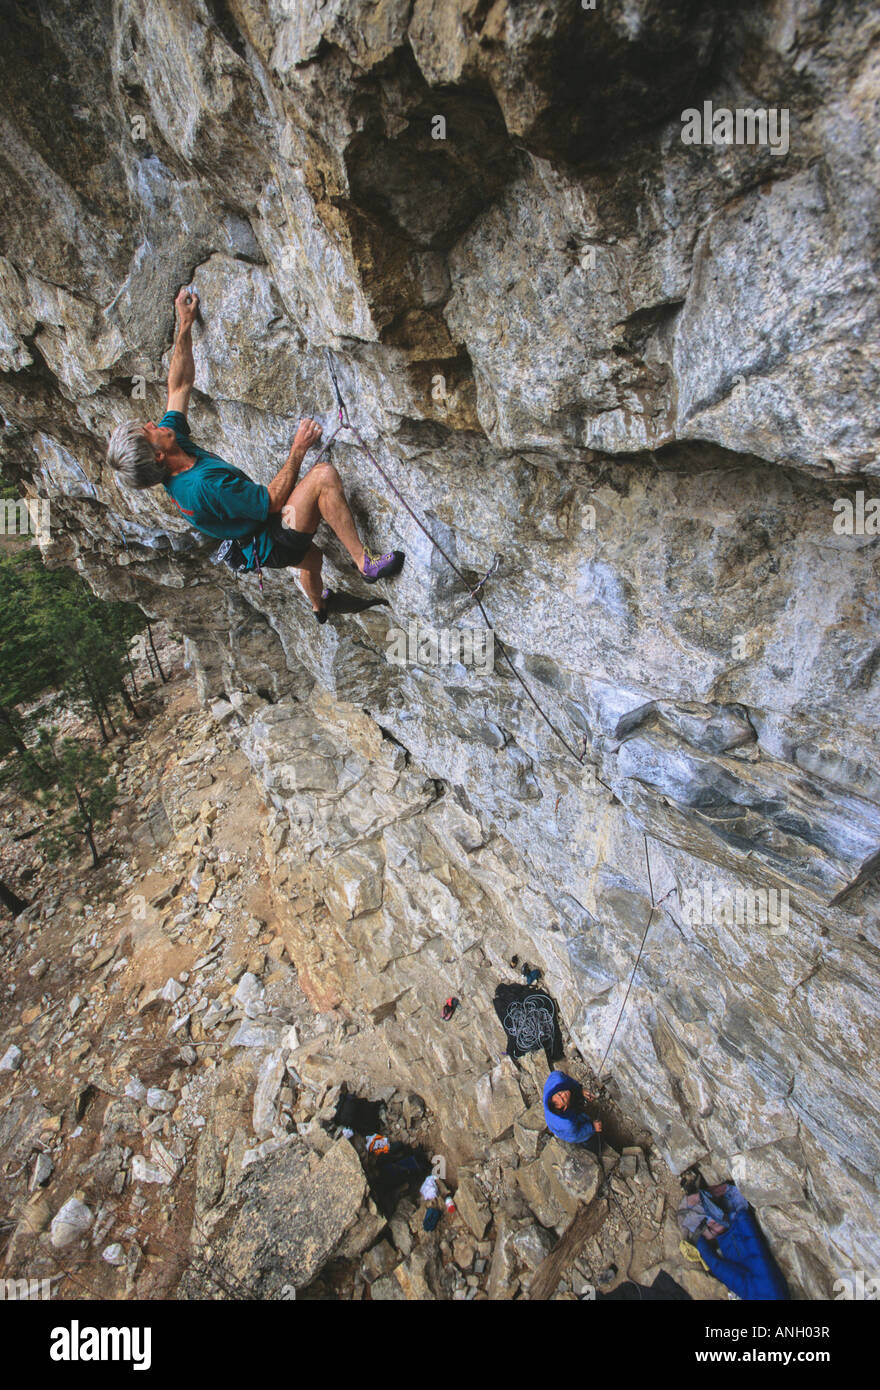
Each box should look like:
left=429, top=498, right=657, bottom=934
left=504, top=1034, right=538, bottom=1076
left=160, top=411, right=273, bottom=569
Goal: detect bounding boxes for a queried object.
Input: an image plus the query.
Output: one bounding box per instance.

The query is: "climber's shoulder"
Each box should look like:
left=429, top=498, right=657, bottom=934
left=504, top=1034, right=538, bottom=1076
left=159, top=408, right=192, bottom=442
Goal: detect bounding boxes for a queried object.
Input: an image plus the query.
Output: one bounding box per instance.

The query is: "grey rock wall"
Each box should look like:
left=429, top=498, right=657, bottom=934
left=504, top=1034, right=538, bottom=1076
left=1, top=0, right=878, bottom=1294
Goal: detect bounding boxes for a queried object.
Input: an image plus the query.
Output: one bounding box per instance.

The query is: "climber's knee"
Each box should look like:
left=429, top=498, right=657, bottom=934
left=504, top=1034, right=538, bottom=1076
left=310, top=461, right=340, bottom=491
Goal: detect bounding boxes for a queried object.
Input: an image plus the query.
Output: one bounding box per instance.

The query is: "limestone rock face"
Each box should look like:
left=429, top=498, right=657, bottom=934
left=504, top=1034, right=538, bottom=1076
left=1, top=1, right=879, bottom=1292
left=205, top=1136, right=367, bottom=1297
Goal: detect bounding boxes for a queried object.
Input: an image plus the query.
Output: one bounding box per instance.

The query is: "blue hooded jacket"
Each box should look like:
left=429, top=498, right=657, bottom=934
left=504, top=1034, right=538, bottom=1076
left=698, top=1209, right=789, bottom=1301
left=543, top=1070, right=596, bottom=1144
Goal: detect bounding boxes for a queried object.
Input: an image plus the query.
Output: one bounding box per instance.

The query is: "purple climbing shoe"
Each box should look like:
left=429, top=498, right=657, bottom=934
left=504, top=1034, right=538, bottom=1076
left=361, top=549, right=405, bottom=584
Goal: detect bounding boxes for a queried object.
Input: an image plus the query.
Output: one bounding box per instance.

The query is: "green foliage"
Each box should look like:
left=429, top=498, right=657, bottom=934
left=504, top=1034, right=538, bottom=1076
left=0, top=477, right=20, bottom=501
left=0, top=549, right=147, bottom=867
left=0, top=548, right=148, bottom=759
left=19, top=729, right=117, bottom=867
left=0, top=549, right=63, bottom=770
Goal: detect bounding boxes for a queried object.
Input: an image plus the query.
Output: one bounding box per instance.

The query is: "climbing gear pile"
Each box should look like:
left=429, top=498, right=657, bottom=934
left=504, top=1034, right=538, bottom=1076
left=493, top=981, right=563, bottom=1070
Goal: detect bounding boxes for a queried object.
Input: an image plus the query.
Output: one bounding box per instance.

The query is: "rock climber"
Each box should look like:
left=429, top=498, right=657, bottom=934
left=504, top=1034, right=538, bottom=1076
left=678, top=1181, right=789, bottom=1301
left=106, top=287, right=405, bottom=621
left=543, top=1070, right=603, bottom=1152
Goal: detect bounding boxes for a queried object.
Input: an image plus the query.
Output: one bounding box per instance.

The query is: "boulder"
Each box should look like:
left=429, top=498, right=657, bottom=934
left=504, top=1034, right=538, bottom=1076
left=252, top=1049, right=286, bottom=1139
left=205, top=1138, right=367, bottom=1298
left=514, top=1102, right=547, bottom=1160
left=0, top=1044, right=23, bottom=1072
left=335, top=1206, right=388, bottom=1260
left=370, top=1274, right=407, bottom=1301
left=50, top=1198, right=93, bottom=1248
left=361, top=1239, right=400, bottom=1282
left=515, top=1156, right=567, bottom=1231
left=486, top=1213, right=521, bottom=1301
left=392, top=1243, right=445, bottom=1301
left=540, top=1140, right=602, bottom=1217
left=146, top=1087, right=176, bottom=1112
left=512, top=1221, right=556, bottom=1270
left=30, top=1152, right=53, bottom=1189
left=474, top=1063, right=526, bottom=1141
left=453, top=1170, right=491, bottom=1240
left=131, top=1154, right=173, bottom=1185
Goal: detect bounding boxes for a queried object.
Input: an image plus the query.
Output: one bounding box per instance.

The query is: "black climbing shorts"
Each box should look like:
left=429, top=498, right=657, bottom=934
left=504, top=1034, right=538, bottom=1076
left=261, top=514, right=316, bottom=569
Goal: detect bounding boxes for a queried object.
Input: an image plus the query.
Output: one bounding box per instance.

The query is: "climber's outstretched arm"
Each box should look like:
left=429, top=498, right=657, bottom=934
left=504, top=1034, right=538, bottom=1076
left=166, top=287, right=198, bottom=414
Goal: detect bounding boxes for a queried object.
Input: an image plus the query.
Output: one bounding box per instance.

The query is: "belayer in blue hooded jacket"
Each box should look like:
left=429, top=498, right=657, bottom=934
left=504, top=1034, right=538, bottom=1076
left=543, top=1071, right=601, bottom=1144
left=697, top=1209, right=789, bottom=1301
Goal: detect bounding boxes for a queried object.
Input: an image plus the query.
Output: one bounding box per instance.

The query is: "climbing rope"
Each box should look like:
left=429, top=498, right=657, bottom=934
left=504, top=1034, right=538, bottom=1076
left=322, top=351, right=605, bottom=773
left=597, top=833, right=657, bottom=1079
left=325, top=356, right=663, bottom=1289
left=577, top=832, right=659, bottom=1298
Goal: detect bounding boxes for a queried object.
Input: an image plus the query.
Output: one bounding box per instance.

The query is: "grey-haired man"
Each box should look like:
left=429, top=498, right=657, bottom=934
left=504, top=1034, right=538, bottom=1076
left=108, top=288, right=404, bottom=620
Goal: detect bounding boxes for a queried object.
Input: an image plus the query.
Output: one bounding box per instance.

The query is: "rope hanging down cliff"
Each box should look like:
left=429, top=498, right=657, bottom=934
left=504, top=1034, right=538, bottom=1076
left=320, top=351, right=604, bottom=774
left=321, top=358, right=661, bottom=1080
left=597, top=833, right=658, bottom=1081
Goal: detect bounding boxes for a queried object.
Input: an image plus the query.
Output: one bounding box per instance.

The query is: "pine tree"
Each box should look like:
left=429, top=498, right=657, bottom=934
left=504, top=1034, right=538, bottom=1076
left=19, top=731, right=117, bottom=869
left=0, top=548, right=60, bottom=776
left=0, top=547, right=148, bottom=881
left=0, top=549, right=151, bottom=750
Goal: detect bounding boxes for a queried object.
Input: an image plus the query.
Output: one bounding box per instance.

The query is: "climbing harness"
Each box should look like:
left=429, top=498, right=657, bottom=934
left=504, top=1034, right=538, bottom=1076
left=214, top=534, right=264, bottom=592
left=322, top=350, right=602, bottom=772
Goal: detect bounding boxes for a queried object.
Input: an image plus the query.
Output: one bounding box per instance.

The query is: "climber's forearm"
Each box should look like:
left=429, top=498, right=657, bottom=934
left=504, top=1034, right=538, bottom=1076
left=267, top=419, right=323, bottom=509
left=167, top=324, right=195, bottom=404
left=267, top=443, right=307, bottom=512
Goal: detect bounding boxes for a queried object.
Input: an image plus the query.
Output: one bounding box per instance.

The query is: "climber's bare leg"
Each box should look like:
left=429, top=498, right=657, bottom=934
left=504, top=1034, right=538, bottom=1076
left=297, top=543, right=325, bottom=612
left=281, top=462, right=366, bottom=570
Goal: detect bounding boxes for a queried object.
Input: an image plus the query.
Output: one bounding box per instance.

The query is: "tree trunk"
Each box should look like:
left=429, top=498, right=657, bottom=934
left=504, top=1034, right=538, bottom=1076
left=147, top=621, right=167, bottom=683
left=100, top=693, right=117, bottom=738
left=85, top=825, right=99, bottom=867
left=0, top=877, right=28, bottom=917
left=526, top=1197, right=609, bottom=1301
left=94, top=702, right=109, bottom=742
left=125, top=653, right=139, bottom=698
left=119, top=681, right=137, bottom=716
left=74, top=785, right=100, bottom=868
left=79, top=667, right=109, bottom=743
left=0, top=705, right=51, bottom=781
left=0, top=704, right=30, bottom=758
